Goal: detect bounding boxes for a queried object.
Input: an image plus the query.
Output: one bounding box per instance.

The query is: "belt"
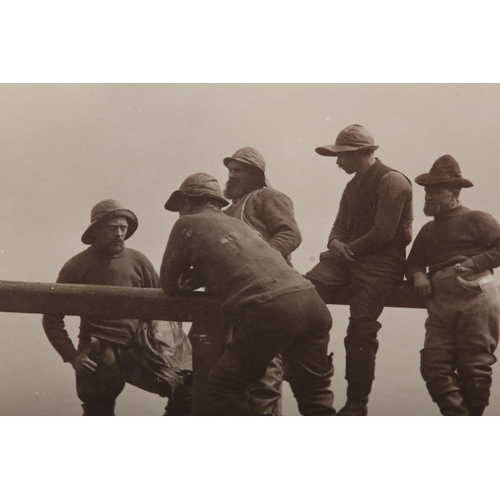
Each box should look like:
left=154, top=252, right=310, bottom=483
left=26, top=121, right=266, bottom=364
left=432, top=264, right=493, bottom=285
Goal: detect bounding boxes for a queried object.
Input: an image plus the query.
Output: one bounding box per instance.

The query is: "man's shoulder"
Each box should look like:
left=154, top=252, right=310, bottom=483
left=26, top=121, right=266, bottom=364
left=415, top=220, right=434, bottom=236
left=57, top=247, right=94, bottom=282
left=464, top=208, right=500, bottom=224
left=379, top=164, right=412, bottom=189
left=122, top=247, right=153, bottom=263
left=250, top=187, right=293, bottom=204
left=60, top=247, right=92, bottom=269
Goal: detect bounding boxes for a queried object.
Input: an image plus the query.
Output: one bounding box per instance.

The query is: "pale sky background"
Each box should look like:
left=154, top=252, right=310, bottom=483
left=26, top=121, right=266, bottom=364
left=1, top=83, right=500, bottom=416
left=3, top=3, right=500, bottom=500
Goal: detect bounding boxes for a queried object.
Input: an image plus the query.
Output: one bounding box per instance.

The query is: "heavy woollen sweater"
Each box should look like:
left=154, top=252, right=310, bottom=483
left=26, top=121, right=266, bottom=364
left=42, top=247, right=159, bottom=362
left=406, top=206, right=500, bottom=277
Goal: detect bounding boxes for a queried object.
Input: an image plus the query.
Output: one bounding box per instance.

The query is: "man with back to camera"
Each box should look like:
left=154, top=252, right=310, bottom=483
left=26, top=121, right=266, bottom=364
left=160, top=173, right=335, bottom=416
left=42, top=199, right=192, bottom=416
left=406, top=155, right=500, bottom=416
left=306, top=124, right=413, bottom=416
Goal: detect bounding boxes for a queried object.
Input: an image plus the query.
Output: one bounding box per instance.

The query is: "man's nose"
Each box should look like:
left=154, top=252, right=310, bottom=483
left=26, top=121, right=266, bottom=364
left=228, top=170, right=237, bottom=179
left=336, top=157, right=341, bottom=165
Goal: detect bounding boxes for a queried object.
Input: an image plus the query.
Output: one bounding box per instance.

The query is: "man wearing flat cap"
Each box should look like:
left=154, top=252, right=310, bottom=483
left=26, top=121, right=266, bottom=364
left=42, top=199, right=192, bottom=416
left=406, top=155, right=500, bottom=416
left=161, top=173, right=335, bottom=416
left=306, top=124, right=413, bottom=416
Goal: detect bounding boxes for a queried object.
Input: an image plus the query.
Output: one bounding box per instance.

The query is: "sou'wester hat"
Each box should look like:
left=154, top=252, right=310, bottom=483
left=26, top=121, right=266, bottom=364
left=165, top=173, right=229, bottom=212
left=81, top=199, right=138, bottom=245
left=223, top=146, right=270, bottom=187
left=315, top=124, right=379, bottom=156
left=415, top=154, right=473, bottom=188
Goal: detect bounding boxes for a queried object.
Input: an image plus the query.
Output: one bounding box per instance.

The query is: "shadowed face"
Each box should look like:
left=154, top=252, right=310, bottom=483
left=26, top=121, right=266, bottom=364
left=93, top=216, right=129, bottom=254
left=423, top=185, right=459, bottom=217
left=336, top=151, right=361, bottom=175
left=224, top=160, right=263, bottom=200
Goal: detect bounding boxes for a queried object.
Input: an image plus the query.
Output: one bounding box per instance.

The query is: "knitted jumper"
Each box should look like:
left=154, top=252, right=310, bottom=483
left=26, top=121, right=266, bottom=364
left=406, top=205, right=500, bottom=277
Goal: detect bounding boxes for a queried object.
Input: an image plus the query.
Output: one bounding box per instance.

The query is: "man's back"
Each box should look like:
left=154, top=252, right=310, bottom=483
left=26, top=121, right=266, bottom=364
left=161, top=209, right=312, bottom=314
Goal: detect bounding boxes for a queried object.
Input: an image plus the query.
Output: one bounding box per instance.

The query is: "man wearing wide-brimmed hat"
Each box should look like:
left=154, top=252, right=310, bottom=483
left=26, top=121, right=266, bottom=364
left=406, top=155, right=500, bottom=416
left=42, top=199, right=192, bottom=416
left=161, top=173, right=335, bottom=416
left=306, top=124, right=413, bottom=416
left=219, top=147, right=302, bottom=415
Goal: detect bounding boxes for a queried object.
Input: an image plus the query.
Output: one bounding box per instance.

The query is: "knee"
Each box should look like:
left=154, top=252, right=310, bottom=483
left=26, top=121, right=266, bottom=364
left=287, top=353, right=334, bottom=390
left=420, top=348, right=454, bottom=381
left=456, top=351, right=496, bottom=379
left=206, top=351, right=258, bottom=395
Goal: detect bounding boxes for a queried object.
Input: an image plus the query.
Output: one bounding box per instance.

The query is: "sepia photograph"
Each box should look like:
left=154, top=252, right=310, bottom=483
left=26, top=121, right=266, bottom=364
left=1, top=83, right=500, bottom=417
left=2, top=3, right=499, bottom=499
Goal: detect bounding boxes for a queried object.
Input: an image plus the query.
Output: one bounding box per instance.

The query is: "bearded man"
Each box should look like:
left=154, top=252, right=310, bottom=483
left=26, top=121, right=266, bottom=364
left=221, top=147, right=303, bottom=415
left=406, top=155, right=500, bottom=416
left=42, top=200, right=192, bottom=416
left=161, top=173, right=335, bottom=416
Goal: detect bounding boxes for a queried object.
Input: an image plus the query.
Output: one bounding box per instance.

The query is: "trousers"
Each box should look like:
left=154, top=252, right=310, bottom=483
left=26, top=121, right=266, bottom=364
left=206, top=287, right=335, bottom=416
left=306, top=251, right=404, bottom=402
left=76, top=337, right=192, bottom=416
left=421, top=269, right=500, bottom=414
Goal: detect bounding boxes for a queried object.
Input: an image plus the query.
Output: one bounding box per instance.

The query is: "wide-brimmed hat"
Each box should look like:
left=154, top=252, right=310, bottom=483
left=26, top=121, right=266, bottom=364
left=223, top=146, right=269, bottom=187
left=316, top=124, right=379, bottom=156
left=81, top=199, right=138, bottom=245
left=165, top=173, right=229, bottom=212
left=415, top=154, right=473, bottom=188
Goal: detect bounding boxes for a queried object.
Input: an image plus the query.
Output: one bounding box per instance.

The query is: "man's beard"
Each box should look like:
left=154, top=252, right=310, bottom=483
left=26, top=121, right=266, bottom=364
left=423, top=203, right=440, bottom=217
left=224, top=178, right=252, bottom=200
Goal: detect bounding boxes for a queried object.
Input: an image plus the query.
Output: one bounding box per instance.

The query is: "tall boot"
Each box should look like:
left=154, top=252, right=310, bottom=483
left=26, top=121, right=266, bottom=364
left=339, top=318, right=380, bottom=416
left=247, top=355, right=283, bottom=416
left=435, top=392, right=469, bottom=416
left=468, top=406, right=485, bottom=416
left=288, top=353, right=335, bottom=416
left=81, top=403, right=115, bottom=416
left=163, top=371, right=193, bottom=416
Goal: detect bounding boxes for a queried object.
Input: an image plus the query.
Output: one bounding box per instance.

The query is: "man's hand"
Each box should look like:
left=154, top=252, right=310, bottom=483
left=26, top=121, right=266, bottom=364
left=69, top=352, right=97, bottom=375
left=177, top=270, right=203, bottom=291
left=328, top=239, right=355, bottom=262
left=454, top=258, right=477, bottom=278
left=413, top=271, right=432, bottom=297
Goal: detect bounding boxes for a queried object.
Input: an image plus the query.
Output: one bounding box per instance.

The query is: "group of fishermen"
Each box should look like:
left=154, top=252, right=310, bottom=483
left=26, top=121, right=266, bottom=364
left=42, top=123, right=500, bottom=416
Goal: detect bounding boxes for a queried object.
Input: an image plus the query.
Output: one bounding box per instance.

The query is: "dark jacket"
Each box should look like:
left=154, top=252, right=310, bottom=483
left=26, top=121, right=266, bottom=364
left=160, top=208, right=312, bottom=316
left=224, top=187, right=302, bottom=264
left=328, top=159, right=413, bottom=259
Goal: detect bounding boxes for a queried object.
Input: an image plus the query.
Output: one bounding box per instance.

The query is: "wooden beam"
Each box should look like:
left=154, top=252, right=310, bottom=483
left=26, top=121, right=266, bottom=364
left=0, top=279, right=426, bottom=319
left=0, top=280, right=217, bottom=321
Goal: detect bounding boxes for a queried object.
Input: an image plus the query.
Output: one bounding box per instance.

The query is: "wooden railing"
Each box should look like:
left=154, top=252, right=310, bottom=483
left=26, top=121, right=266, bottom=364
left=0, top=280, right=427, bottom=414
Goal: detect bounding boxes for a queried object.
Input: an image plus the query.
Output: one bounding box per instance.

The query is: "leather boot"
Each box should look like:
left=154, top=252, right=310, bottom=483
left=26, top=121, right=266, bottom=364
left=435, top=392, right=469, bottom=416
left=163, top=371, right=193, bottom=416
left=81, top=403, right=115, bottom=416
left=337, top=398, right=368, bottom=416
left=468, top=406, right=485, bottom=416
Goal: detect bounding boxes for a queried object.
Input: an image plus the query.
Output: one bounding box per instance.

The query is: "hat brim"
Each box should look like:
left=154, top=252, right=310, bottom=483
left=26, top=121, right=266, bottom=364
left=222, top=157, right=268, bottom=187
left=164, top=190, right=229, bottom=212
left=81, top=209, right=138, bottom=245
left=414, top=173, right=473, bottom=188
left=315, top=144, right=379, bottom=157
